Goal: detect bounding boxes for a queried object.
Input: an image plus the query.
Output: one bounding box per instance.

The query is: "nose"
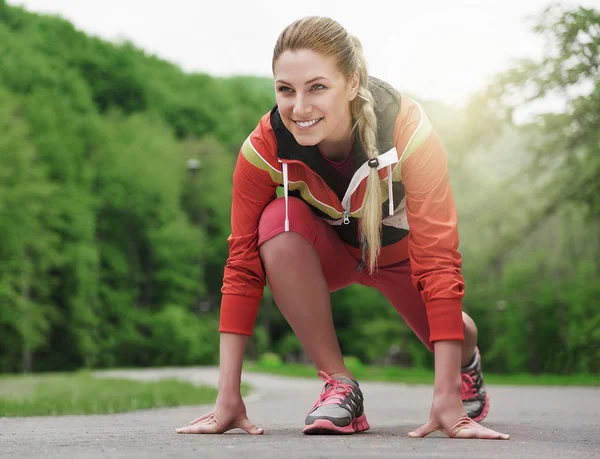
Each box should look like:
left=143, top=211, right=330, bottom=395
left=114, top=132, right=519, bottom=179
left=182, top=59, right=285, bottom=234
left=292, top=94, right=311, bottom=119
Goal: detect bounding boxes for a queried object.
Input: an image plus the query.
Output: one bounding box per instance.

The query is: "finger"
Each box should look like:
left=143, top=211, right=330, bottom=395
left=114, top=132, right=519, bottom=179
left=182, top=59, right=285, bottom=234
left=190, top=412, right=214, bottom=425
left=451, top=419, right=510, bottom=440
left=453, top=427, right=510, bottom=440
left=473, top=426, right=510, bottom=440
left=408, top=420, right=439, bottom=438
left=235, top=417, right=264, bottom=435
left=176, top=421, right=219, bottom=434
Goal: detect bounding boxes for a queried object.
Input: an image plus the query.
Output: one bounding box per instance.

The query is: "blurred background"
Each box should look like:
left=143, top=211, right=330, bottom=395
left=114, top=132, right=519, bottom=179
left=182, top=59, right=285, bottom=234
left=0, top=0, right=598, bottom=377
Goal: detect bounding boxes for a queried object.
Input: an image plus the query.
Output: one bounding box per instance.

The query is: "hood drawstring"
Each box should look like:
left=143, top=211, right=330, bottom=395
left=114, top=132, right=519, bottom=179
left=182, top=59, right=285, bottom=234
left=282, top=161, right=290, bottom=232
left=387, top=165, right=394, bottom=217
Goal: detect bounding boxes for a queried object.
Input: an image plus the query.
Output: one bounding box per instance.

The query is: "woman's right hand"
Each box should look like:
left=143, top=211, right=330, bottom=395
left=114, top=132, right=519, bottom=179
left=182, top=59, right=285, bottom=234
left=175, top=393, right=264, bottom=435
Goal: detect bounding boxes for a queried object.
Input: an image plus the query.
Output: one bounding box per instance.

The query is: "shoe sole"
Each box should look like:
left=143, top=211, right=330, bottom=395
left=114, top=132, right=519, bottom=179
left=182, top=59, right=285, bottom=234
left=470, top=392, right=490, bottom=423
left=303, top=414, right=370, bottom=435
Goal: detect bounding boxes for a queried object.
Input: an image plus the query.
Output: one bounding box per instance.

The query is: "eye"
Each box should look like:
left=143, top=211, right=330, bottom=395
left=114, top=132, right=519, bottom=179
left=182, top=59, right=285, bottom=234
left=277, top=86, right=293, bottom=93
left=311, top=84, right=326, bottom=91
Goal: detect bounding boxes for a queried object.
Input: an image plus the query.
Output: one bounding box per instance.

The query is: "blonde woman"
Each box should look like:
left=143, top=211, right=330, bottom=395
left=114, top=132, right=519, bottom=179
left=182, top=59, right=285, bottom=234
left=177, top=16, right=509, bottom=440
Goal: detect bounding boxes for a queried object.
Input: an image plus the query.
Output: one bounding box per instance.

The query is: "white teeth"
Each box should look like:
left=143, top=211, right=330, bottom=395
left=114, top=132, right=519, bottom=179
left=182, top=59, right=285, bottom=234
left=295, top=119, right=320, bottom=127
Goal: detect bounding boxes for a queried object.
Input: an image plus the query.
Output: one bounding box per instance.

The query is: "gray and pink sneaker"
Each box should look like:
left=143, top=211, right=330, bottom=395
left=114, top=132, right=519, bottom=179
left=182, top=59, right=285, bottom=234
left=461, top=347, right=490, bottom=422
left=303, top=371, right=370, bottom=435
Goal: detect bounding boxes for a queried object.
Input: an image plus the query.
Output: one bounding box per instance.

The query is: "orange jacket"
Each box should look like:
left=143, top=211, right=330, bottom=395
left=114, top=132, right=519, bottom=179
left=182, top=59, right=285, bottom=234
left=219, top=78, right=465, bottom=343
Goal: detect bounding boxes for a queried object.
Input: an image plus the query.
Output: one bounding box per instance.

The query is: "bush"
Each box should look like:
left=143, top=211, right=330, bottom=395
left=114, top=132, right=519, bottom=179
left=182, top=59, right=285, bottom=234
left=277, top=332, right=304, bottom=362
left=343, top=356, right=364, bottom=375
left=150, top=305, right=219, bottom=366
left=257, top=352, right=283, bottom=369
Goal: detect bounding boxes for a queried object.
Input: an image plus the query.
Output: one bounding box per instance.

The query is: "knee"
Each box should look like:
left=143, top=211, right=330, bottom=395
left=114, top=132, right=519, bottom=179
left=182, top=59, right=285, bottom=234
left=462, top=311, right=478, bottom=339
left=258, top=198, right=285, bottom=235
left=259, top=231, right=309, bottom=266
left=258, top=198, right=317, bottom=266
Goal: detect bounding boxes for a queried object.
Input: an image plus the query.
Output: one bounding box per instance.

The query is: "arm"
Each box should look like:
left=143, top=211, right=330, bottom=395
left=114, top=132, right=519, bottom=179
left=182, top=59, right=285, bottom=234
left=176, top=125, right=277, bottom=435
left=400, top=119, right=465, bottom=397
left=396, top=101, right=508, bottom=439
left=433, top=340, right=462, bottom=395
left=219, top=131, right=279, bottom=335
left=396, top=108, right=465, bottom=345
left=218, top=333, right=249, bottom=395
left=219, top=129, right=278, bottom=369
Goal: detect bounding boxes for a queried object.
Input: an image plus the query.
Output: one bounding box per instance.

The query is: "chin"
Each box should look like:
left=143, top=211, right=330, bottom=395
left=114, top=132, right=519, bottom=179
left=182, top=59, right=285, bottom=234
left=294, top=135, right=320, bottom=147
left=291, top=127, right=323, bottom=147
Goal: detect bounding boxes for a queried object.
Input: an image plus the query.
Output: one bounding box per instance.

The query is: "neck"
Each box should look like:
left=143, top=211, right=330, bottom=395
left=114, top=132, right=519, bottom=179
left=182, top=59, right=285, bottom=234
left=317, top=119, right=354, bottom=162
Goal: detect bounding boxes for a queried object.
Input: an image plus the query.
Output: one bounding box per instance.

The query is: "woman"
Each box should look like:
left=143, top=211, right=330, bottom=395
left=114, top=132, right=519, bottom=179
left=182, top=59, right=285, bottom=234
left=177, top=16, right=509, bottom=440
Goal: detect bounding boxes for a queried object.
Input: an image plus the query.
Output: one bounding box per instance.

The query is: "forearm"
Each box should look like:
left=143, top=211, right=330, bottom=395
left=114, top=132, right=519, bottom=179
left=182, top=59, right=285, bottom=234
left=433, top=340, right=462, bottom=396
left=218, top=332, right=249, bottom=395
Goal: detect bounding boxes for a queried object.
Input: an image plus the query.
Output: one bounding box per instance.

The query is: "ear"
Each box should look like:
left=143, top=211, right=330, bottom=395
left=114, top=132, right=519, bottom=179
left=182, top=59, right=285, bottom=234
left=348, top=71, right=360, bottom=101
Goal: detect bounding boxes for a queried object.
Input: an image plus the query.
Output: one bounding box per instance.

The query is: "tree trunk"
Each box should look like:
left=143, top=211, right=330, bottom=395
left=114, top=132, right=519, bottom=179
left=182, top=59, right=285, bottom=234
left=21, top=252, right=32, bottom=373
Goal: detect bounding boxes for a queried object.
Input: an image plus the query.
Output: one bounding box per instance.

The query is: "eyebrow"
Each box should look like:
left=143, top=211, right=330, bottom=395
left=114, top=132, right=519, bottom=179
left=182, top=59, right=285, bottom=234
left=275, top=77, right=327, bottom=86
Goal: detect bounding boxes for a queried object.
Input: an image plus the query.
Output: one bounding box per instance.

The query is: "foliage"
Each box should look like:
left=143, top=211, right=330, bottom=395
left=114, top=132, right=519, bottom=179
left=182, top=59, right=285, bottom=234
left=0, top=1, right=273, bottom=372
left=0, top=1, right=598, bottom=376
left=0, top=371, right=218, bottom=416
left=466, top=5, right=600, bottom=219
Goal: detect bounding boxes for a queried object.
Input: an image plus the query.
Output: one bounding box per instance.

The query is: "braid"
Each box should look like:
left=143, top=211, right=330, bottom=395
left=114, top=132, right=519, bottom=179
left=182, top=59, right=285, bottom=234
left=351, top=40, right=381, bottom=272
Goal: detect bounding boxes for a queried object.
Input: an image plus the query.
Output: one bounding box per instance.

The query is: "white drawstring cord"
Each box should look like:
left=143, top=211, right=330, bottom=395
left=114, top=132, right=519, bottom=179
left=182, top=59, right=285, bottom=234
left=282, top=162, right=290, bottom=232
left=387, top=165, right=394, bottom=216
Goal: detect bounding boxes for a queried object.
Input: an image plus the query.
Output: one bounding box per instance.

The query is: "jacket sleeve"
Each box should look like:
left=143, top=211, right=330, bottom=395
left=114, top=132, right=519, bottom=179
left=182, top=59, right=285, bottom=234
left=219, top=122, right=278, bottom=336
left=394, top=101, right=465, bottom=343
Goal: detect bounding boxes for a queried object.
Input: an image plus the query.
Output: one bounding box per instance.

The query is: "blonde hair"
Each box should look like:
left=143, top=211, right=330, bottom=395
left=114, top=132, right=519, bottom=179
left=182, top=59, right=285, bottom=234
left=272, top=16, right=382, bottom=271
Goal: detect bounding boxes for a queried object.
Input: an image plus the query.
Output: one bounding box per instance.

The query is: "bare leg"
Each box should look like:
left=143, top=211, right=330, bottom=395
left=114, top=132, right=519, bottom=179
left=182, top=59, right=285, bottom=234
left=461, top=311, right=478, bottom=367
left=259, top=232, right=353, bottom=380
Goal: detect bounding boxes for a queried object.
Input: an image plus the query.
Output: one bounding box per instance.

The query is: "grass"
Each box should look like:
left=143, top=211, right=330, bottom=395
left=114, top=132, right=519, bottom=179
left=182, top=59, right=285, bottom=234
left=1, top=362, right=596, bottom=418
left=0, top=370, right=221, bottom=417
left=244, top=362, right=600, bottom=387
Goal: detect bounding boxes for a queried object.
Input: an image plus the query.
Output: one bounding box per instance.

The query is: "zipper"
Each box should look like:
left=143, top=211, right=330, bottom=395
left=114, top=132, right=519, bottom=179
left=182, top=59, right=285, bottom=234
left=343, top=201, right=351, bottom=225
left=356, top=232, right=367, bottom=272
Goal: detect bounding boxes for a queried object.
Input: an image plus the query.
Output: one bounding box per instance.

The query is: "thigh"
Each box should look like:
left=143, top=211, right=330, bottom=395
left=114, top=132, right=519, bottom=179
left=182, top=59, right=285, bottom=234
left=258, top=197, right=362, bottom=292
left=367, top=260, right=434, bottom=351
left=312, top=217, right=364, bottom=292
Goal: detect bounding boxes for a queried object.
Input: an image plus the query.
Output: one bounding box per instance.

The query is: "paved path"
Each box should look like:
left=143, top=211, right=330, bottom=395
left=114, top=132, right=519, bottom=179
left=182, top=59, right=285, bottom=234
left=1, top=367, right=599, bottom=458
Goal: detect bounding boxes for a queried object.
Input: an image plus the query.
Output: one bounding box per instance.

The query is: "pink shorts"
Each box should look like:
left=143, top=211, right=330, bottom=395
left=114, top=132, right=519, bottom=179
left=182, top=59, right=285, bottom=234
left=257, top=197, right=436, bottom=351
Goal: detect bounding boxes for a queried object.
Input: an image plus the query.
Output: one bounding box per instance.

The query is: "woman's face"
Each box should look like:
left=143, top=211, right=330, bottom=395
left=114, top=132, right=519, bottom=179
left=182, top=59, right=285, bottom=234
left=273, top=49, right=359, bottom=149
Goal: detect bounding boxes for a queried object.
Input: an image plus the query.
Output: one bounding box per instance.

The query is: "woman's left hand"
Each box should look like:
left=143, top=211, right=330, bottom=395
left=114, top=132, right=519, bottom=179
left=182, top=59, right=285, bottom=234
left=408, top=393, right=510, bottom=440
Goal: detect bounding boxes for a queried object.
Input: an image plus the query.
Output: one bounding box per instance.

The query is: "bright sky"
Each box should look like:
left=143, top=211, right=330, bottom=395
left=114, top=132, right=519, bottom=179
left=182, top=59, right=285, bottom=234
left=7, top=0, right=596, bottom=107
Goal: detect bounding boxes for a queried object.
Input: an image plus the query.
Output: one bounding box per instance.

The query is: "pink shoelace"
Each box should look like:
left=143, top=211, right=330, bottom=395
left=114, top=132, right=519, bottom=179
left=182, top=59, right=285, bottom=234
left=460, top=371, right=477, bottom=400
left=310, top=371, right=355, bottom=411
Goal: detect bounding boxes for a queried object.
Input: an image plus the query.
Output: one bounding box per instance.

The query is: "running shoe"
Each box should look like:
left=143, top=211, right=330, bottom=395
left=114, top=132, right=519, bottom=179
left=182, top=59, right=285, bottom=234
left=303, top=371, right=370, bottom=434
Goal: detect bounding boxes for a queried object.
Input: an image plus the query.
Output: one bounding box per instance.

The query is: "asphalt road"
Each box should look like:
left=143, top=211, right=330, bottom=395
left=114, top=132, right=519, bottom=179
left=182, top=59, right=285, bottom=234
left=1, top=367, right=598, bottom=458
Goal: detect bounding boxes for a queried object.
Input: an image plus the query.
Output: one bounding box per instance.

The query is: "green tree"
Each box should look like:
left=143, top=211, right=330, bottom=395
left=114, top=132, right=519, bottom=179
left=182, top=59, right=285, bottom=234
left=467, top=5, right=600, bottom=222
left=0, top=89, right=61, bottom=372
left=460, top=5, right=600, bottom=374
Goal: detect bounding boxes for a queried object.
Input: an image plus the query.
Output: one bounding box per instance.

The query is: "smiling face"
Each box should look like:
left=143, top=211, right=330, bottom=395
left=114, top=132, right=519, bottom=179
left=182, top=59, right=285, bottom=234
left=273, top=49, right=359, bottom=157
